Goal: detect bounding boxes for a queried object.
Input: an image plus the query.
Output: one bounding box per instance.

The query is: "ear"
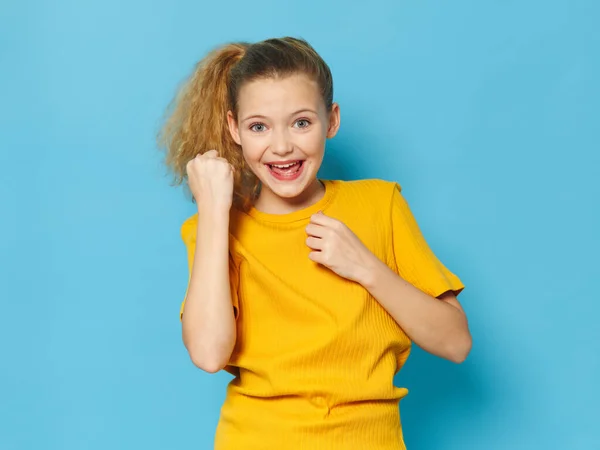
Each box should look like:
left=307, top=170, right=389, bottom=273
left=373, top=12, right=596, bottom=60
left=227, top=110, right=242, bottom=145
left=326, top=103, right=341, bottom=139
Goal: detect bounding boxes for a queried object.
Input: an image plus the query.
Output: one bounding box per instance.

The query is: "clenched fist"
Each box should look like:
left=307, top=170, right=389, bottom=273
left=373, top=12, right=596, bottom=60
left=186, top=150, right=235, bottom=213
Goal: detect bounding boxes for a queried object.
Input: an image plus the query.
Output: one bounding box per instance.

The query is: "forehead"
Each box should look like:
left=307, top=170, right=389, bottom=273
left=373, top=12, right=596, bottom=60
left=237, top=74, right=323, bottom=114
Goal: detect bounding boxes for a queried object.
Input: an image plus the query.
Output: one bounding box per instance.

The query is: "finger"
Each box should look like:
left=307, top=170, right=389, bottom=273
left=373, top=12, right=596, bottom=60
left=309, top=211, right=338, bottom=227
left=305, top=223, right=326, bottom=238
left=203, top=149, right=219, bottom=158
left=220, top=160, right=235, bottom=173
left=305, top=236, right=323, bottom=250
left=308, top=251, right=323, bottom=264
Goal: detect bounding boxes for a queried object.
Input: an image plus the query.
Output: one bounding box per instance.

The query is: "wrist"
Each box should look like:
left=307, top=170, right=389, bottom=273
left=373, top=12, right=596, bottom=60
left=197, top=202, right=231, bottom=218
left=356, top=254, right=384, bottom=290
left=196, top=205, right=230, bottom=230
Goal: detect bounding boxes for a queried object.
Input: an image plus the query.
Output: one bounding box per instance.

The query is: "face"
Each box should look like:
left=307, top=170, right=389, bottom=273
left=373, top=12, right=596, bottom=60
left=227, top=73, right=340, bottom=210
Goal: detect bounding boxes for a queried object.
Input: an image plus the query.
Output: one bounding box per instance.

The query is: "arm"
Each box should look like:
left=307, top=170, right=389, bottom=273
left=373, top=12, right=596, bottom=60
left=306, top=210, right=472, bottom=364
left=359, top=260, right=472, bottom=363
left=181, top=209, right=236, bottom=373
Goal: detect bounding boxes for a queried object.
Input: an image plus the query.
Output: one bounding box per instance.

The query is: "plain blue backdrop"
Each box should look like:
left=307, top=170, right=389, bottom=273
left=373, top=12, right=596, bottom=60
left=1, top=0, right=598, bottom=449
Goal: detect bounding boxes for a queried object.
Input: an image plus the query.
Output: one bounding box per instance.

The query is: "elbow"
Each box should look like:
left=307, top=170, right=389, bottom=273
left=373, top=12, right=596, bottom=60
left=182, top=321, right=236, bottom=374
left=447, top=333, right=472, bottom=364
left=190, top=354, right=227, bottom=374
left=184, top=334, right=234, bottom=374
left=188, top=347, right=231, bottom=373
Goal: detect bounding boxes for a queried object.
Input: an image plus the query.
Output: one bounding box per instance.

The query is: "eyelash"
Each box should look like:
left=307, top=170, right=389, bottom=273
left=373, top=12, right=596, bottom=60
left=249, top=118, right=312, bottom=132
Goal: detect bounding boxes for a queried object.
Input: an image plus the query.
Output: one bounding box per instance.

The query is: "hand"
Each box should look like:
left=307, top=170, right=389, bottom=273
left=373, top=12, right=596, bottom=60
left=305, top=212, right=378, bottom=285
left=186, top=150, right=235, bottom=212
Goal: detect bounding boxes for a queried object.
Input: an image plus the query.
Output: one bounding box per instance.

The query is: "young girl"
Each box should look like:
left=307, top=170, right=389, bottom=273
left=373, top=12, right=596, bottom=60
left=158, top=37, right=471, bottom=450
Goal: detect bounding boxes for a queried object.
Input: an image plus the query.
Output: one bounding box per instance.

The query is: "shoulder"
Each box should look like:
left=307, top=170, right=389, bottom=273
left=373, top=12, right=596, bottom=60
left=333, top=178, right=401, bottom=203
left=180, top=213, right=198, bottom=245
left=180, top=210, right=239, bottom=246
left=328, top=179, right=403, bottom=226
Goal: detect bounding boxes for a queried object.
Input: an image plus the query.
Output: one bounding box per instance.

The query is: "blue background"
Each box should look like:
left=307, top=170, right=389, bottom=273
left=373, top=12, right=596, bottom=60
left=1, top=0, right=598, bottom=449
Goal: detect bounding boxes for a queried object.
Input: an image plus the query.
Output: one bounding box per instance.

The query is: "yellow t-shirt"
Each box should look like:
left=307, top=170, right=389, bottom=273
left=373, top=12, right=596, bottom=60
left=180, top=179, right=464, bottom=450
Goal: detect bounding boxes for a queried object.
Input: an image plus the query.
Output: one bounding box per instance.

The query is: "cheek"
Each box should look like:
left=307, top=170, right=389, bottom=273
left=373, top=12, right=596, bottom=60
left=303, top=132, right=326, bottom=156
left=295, top=126, right=326, bottom=153
left=242, top=149, right=262, bottom=166
left=239, top=134, right=264, bottom=163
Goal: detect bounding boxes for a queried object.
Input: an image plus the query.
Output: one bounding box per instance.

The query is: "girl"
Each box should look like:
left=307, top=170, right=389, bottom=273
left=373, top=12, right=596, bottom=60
left=158, top=37, right=471, bottom=450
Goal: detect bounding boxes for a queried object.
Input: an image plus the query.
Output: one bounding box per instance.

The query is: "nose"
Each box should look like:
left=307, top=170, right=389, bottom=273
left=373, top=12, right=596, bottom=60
left=270, top=128, right=293, bottom=156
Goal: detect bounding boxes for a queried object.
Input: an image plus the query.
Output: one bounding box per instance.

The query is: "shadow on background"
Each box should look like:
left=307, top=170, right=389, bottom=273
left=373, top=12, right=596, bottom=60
left=399, top=348, right=488, bottom=449
left=322, top=133, right=506, bottom=449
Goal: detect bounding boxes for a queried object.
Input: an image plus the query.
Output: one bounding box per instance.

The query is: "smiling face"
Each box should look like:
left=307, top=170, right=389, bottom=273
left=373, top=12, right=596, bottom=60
left=227, top=73, right=340, bottom=213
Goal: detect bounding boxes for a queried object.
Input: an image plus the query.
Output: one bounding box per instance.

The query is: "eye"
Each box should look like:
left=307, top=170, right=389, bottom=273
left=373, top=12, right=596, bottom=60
left=294, top=119, right=311, bottom=129
left=250, top=123, right=267, bottom=133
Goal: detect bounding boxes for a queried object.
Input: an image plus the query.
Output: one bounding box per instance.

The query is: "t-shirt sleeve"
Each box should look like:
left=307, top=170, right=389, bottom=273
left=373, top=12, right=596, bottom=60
left=389, top=183, right=465, bottom=298
left=179, top=216, right=240, bottom=322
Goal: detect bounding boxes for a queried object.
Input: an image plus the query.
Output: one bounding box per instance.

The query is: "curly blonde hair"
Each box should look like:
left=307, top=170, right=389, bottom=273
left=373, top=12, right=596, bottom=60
left=157, top=37, right=334, bottom=211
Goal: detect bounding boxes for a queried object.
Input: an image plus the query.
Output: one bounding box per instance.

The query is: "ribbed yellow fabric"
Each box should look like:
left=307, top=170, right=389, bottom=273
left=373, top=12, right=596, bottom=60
left=180, top=179, right=465, bottom=449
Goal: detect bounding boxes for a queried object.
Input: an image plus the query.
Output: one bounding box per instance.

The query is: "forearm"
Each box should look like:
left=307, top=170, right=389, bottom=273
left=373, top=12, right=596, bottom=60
left=182, top=209, right=236, bottom=373
left=360, top=258, right=471, bottom=363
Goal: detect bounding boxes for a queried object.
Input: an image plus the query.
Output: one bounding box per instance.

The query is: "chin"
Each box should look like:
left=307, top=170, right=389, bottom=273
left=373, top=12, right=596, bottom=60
left=270, top=182, right=311, bottom=199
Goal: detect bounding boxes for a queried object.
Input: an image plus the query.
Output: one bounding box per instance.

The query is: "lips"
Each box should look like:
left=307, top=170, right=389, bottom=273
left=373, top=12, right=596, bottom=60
left=265, top=160, right=305, bottom=181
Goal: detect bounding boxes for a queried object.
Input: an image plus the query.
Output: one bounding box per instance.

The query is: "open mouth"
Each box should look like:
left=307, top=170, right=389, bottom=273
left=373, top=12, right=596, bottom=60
left=266, top=160, right=305, bottom=180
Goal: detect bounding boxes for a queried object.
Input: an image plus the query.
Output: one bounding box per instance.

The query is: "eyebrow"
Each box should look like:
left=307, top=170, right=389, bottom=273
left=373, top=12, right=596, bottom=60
left=241, top=109, right=318, bottom=123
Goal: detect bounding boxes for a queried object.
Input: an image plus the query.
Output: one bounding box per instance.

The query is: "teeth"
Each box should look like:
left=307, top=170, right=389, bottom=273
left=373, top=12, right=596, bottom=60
left=271, top=161, right=299, bottom=169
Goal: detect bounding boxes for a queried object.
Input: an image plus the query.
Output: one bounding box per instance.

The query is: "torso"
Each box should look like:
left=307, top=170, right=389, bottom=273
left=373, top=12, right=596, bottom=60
left=215, top=179, right=410, bottom=449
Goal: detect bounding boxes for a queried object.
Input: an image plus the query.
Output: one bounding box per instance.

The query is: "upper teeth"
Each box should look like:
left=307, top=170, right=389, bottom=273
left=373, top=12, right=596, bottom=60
left=271, top=162, right=298, bottom=168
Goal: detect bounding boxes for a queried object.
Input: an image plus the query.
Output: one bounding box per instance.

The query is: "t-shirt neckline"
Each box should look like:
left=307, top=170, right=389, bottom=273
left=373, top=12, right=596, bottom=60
left=245, top=179, right=337, bottom=224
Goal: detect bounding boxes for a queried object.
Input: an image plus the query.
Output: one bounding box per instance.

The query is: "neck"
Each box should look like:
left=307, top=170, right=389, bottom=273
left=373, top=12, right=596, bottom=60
left=254, top=179, right=325, bottom=215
